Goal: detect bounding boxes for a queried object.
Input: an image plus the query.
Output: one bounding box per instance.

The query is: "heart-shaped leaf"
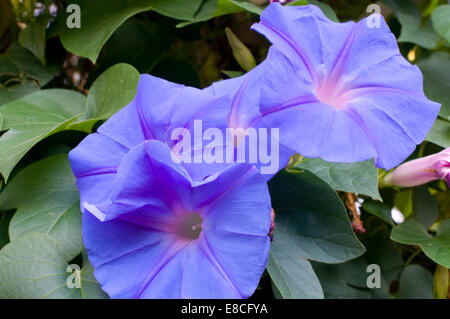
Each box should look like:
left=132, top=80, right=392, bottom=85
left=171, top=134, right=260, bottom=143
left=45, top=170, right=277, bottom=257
left=0, top=154, right=81, bottom=258
left=267, top=169, right=365, bottom=298
left=417, top=52, right=450, bottom=121
left=0, top=63, right=139, bottom=181
left=0, top=89, right=86, bottom=181
left=384, top=0, right=439, bottom=49
left=52, top=0, right=204, bottom=63
left=396, top=264, right=433, bottom=299
left=431, top=5, right=450, bottom=43
left=0, top=233, right=107, bottom=299
left=295, top=158, right=380, bottom=200
left=391, top=219, right=450, bottom=268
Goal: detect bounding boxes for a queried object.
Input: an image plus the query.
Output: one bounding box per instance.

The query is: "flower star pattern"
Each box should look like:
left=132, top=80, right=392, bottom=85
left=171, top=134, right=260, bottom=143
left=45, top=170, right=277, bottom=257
left=79, top=140, right=271, bottom=298
left=216, top=3, right=440, bottom=170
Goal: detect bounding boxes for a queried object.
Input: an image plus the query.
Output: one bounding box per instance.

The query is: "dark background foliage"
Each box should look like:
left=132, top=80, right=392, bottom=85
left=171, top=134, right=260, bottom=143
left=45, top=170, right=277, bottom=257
left=0, top=0, right=449, bottom=299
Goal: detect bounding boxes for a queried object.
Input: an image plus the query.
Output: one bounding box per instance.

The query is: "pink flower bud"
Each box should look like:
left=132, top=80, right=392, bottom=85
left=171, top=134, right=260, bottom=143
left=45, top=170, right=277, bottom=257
left=434, top=159, right=450, bottom=186
left=383, top=148, right=450, bottom=187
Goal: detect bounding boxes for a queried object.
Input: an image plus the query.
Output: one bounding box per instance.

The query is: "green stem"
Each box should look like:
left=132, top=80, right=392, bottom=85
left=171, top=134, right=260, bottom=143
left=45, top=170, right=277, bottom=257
left=404, top=248, right=422, bottom=267
left=418, top=141, right=427, bottom=158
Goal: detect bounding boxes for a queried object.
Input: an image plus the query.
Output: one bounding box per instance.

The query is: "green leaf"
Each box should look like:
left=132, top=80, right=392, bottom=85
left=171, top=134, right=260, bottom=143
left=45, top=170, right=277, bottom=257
left=85, top=63, right=139, bottom=119
left=426, top=118, right=450, bottom=148
left=212, top=0, right=332, bottom=22
left=221, top=70, right=244, bottom=78
left=313, top=235, right=402, bottom=299
left=398, top=19, right=438, bottom=50
left=182, top=0, right=311, bottom=26
left=52, top=0, right=204, bottom=63
left=363, top=234, right=403, bottom=284
left=0, top=154, right=81, bottom=258
left=225, top=28, right=256, bottom=72
left=267, top=240, right=324, bottom=299
left=268, top=169, right=365, bottom=298
left=0, top=64, right=139, bottom=181
left=269, top=169, right=365, bottom=263
left=295, top=158, right=380, bottom=200
left=52, top=0, right=151, bottom=63
left=394, top=189, right=413, bottom=218
left=417, top=52, right=450, bottom=120
left=214, top=0, right=243, bottom=17
left=0, top=233, right=107, bottom=299
left=431, top=5, right=450, bottom=43
left=384, top=0, right=439, bottom=49
left=397, top=264, right=433, bottom=299
left=222, top=0, right=325, bottom=19
left=149, top=0, right=204, bottom=20
left=0, top=79, right=40, bottom=105
left=391, top=219, right=450, bottom=268
left=411, top=185, right=438, bottom=229
left=311, top=258, right=373, bottom=299
left=90, top=19, right=172, bottom=75
left=176, top=0, right=218, bottom=27
left=0, top=43, right=57, bottom=87
left=18, top=19, right=47, bottom=65
left=362, top=200, right=395, bottom=226
left=0, top=89, right=85, bottom=181
left=229, top=0, right=265, bottom=15
left=192, top=0, right=218, bottom=21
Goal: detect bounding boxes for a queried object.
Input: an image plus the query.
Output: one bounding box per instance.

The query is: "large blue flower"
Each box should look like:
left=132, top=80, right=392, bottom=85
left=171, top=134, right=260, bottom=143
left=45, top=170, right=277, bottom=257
left=70, top=74, right=232, bottom=215
left=80, top=140, right=271, bottom=298
left=69, top=75, right=272, bottom=298
left=211, top=3, right=440, bottom=170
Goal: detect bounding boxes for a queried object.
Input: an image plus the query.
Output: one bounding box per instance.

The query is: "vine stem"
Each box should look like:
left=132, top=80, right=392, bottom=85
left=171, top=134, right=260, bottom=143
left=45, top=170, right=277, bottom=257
left=404, top=248, right=422, bottom=267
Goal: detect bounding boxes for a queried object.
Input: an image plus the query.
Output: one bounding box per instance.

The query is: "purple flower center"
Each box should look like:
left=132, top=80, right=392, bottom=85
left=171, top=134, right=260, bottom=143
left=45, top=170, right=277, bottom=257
left=315, top=80, right=348, bottom=110
left=175, top=212, right=203, bottom=240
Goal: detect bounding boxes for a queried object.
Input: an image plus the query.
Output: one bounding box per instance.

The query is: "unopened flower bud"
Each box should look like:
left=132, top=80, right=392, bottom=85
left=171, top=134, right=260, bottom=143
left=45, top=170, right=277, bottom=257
left=383, top=148, right=450, bottom=187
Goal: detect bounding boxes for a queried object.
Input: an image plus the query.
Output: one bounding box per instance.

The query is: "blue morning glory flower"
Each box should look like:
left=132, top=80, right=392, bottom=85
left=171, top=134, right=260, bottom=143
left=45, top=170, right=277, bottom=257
left=69, top=75, right=272, bottom=298
left=79, top=140, right=271, bottom=298
left=212, top=3, right=441, bottom=170
left=70, top=74, right=232, bottom=216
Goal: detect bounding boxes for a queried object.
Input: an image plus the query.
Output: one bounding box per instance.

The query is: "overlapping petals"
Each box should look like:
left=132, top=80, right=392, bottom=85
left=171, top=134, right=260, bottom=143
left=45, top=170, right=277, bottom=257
left=69, top=74, right=233, bottom=213
left=216, top=3, right=440, bottom=170
left=69, top=3, right=444, bottom=300
left=82, top=140, right=271, bottom=298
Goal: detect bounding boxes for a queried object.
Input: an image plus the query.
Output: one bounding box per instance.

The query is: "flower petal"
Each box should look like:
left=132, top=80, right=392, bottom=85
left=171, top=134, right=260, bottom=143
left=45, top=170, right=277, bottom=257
left=197, top=229, right=270, bottom=298
left=199, top=165, right=271, bottom=236
left=179, top=241, right=242, bottom=298
left=252, top=3, right=354, bottom=84
left=99, top=74, right=232, bottom=180
left=83, top=212, right=181, bottom=298
left=97, top=99, right=147, bottom=149
left=251, top=4, right=441, bottom=168
left=343, top=106, right=412, bottom=171
left=205, top=71, right=262, bottom=129
left=69, top=133, right=128, bottom=208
